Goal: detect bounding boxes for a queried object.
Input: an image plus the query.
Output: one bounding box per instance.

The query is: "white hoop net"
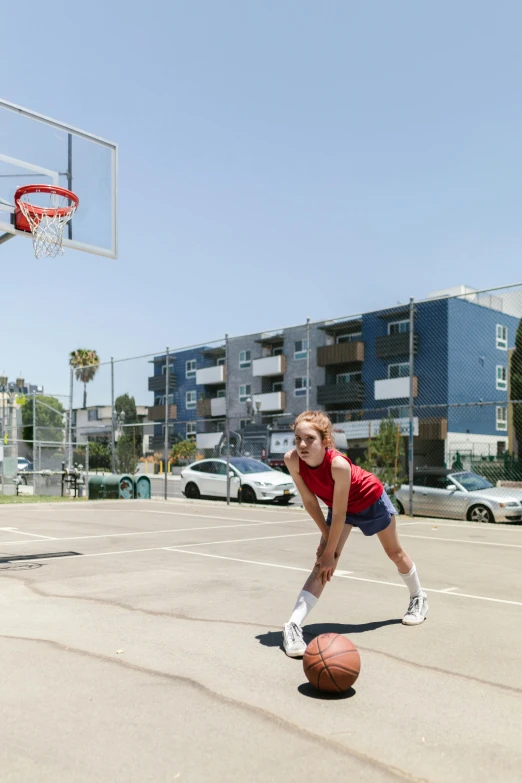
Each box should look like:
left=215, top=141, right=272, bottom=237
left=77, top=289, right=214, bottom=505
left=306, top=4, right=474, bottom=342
left=17, top=192, right=77, bottom=259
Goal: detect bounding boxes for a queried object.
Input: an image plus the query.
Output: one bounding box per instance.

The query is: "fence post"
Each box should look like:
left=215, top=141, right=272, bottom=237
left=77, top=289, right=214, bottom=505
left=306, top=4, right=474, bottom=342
left=225, top=333, right=231, bottom=505
left=164, top=346, right=170, bottom=501
left=408, top=296, right=415, bottom=516
left=111, top=357, right=116, bottom=474
left=306, top=317, right=311, bottom=410
left=68, top=366, right=73, bottom=468
left=85, top=442, right=89, bottom=499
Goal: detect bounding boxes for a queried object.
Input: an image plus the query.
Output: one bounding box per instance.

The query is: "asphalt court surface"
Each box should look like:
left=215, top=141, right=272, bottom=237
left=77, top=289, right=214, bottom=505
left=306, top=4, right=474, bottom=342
left=0, top=499, right=521, bottom=783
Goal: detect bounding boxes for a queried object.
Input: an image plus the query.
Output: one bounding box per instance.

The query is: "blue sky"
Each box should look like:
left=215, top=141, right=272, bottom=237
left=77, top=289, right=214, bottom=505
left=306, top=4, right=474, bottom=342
left=1, top=0, right=522, bottom=404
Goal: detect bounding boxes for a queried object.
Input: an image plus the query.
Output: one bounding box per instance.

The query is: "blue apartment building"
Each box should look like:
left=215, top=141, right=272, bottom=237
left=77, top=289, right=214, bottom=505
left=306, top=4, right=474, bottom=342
left=148, top=288, right=519, bottom=467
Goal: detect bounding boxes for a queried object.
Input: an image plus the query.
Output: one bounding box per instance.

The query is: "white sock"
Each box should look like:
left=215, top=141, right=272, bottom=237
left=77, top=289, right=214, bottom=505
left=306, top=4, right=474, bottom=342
left=399, top=564, right=423, bottom=597
left=288, top=590, right=318, bottom=626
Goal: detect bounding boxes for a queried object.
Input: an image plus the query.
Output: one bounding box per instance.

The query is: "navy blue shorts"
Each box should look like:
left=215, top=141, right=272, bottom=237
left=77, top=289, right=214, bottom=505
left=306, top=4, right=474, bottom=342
left=325, top=490, right=396, bottom=536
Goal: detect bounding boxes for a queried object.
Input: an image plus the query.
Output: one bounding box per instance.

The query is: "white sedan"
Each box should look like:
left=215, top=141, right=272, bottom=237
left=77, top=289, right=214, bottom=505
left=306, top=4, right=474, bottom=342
left=181, top=457, right=297, bottom=504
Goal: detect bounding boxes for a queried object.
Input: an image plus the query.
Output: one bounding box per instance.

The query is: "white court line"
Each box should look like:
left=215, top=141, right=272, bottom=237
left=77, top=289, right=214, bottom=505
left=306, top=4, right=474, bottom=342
left=0, top=528, right=55, bottom=540
left=164, top=549, right=522, bottom=607
left=0, top=518, right=308, bottom=547
left=397, top=533, right=522, bottom=549
left=2, top=535, right=520, bottom=608
left=166, top=531, right=317, bottom=548
left=144, top=510, right=308, bottom=524
left=399, top=519, right=520, bottom=532
left=439, top=587, right=459, bottom=593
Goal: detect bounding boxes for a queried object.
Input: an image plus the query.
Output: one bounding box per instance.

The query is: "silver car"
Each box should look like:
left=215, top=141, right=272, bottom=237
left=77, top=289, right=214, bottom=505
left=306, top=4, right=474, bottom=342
left=395, top=470, right=522, bottom=523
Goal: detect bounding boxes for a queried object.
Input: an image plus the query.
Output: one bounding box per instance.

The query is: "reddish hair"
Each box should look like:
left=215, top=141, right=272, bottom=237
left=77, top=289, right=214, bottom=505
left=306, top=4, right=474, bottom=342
left=292, top=410, right=334, bottom=447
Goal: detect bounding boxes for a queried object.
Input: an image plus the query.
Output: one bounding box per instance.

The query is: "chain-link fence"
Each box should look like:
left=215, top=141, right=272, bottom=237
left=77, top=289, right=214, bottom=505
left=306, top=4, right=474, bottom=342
left=5, top=282, right=521, bottom=510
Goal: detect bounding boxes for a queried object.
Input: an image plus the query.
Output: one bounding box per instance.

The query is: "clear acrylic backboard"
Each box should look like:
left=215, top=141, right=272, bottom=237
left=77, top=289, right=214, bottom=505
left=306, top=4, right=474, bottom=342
left=0, top=98, right=117, bottom=258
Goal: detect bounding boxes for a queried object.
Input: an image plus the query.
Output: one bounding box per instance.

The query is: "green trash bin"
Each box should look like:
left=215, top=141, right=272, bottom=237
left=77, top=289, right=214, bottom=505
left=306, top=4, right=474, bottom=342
left=88, top=474, right=134, bottom=500
left=133, top=475, right=151, bottom=499
left=88, top=475, right=107, bottom=499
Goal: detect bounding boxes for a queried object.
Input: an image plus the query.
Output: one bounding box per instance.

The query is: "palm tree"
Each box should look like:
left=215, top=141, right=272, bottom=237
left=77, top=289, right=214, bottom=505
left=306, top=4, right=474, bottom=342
left=69, top=349, right=100, bottom=409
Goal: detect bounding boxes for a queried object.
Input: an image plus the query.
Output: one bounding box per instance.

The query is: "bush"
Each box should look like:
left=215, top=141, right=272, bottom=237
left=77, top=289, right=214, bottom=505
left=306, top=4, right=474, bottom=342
left=170, top=438, right=198, bottom=466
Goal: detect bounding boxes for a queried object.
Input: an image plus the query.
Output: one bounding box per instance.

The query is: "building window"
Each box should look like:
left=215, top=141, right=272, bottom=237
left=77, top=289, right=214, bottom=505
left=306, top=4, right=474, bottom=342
left=239, top=350, right=251, bottom=368
left=186, top=391, right=196, bottom=410
left=272, top=380, right=284, bottom=392
left=294, top=339, right=308, bottom=360
left=388, top=406, right=409, bottom=418
left=336, top=371, right=362, bottom=385
left=186, top=422, right=197, bottom=440
left=294, top=377, right=309, bottom=397
left=186, top=359, right=196, bottom=378
left=496, top=406, right=507, bottom=431
left=496, top=365, right=507, bottom=391
left=336, top=332, right=362, bottom=343
left=88, top=409, right=99, bottom=421
left=217, top=357, right=226, bottom=366
left=496, top=325, right=508, bottom=350
left=388, top=362, right=410, bottom=379
left=239, top=384, right=251, bottom=402
left=272, top=346, right=284, bottom=356
left=162, top=361, right=173, bottom=374
left=388, top=320, right=410, bottom=335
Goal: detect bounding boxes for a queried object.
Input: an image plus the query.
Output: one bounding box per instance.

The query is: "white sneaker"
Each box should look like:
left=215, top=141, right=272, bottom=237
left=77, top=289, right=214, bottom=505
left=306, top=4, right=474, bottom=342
left=402, top=592, right=428, bottom=625
left=282, top=622, right=307, bottom=657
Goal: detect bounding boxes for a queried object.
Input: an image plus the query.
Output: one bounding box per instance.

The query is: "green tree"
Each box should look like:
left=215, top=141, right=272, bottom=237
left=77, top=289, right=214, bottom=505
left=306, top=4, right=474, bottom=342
left=69, top=349, right=100, bottom=409
left=21, top=394, right=64, bottom=443
left=358, top=417, right=406, bottom=488
left=74, top=442, right=112, bottom=470
left=116, top=434, right=139, bottom=474
left=511, top=319, right=522, bottom=453
left=115, top=394, right=143, bottom=458
left=170, top=437, right=198, bottom=466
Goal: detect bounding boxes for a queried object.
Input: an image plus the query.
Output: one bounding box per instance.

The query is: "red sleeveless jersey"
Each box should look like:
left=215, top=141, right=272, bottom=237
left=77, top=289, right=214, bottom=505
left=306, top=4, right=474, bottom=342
left=298, top=449, right=383, bottom=513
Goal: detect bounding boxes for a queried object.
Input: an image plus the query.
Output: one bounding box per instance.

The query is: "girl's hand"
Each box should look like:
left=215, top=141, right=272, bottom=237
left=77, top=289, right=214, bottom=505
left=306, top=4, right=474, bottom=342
left=316, top=536, right=327, bottom=558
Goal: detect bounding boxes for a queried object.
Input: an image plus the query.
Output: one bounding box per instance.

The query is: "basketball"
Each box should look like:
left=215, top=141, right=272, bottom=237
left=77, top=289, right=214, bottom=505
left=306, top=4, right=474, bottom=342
left=303, top=633, right=360, bottom=693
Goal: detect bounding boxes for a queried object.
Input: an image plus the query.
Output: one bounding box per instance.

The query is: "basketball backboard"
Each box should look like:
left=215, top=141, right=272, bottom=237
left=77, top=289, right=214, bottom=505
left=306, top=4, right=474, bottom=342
left=0, top=98, right=117, bottom=258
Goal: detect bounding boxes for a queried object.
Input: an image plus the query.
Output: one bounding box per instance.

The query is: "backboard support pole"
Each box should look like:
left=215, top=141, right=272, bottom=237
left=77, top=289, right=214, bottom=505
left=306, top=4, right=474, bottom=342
left=67, top=133, right=73, bottom=240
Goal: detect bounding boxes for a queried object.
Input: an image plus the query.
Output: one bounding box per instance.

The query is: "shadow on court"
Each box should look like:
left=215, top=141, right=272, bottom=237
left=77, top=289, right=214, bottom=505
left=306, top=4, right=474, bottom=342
left=256, top=618, right=401, bottom=652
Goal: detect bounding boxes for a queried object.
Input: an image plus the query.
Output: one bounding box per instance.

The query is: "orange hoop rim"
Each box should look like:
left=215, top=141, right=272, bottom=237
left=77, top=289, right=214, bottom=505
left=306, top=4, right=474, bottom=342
left=14, top=184, right=79, bottom=218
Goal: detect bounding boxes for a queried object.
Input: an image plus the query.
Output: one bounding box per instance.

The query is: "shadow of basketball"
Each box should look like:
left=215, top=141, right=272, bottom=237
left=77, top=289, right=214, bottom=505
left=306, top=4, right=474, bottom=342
left=298, top=682, right=356, bottom=700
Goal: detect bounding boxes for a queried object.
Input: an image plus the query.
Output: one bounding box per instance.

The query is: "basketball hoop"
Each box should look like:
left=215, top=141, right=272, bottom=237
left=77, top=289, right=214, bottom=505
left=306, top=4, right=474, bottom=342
left=14, top=184, right=79, bottom=259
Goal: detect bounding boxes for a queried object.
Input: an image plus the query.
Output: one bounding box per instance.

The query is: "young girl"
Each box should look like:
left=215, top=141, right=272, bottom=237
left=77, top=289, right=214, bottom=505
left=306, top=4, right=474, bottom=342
left=282, top=410, right=428, bottom=657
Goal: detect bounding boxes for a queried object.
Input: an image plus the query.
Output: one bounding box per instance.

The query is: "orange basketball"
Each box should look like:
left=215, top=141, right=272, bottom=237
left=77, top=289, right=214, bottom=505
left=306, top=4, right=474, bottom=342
left=303, top=633, right=360, bottom=693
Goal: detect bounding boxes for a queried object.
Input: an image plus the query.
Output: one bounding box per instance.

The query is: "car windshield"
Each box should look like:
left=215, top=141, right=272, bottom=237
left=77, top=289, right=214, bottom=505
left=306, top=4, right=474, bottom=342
left=230, top=458, right=273, bottom=474
left=450, top=472, right=493, bottom=491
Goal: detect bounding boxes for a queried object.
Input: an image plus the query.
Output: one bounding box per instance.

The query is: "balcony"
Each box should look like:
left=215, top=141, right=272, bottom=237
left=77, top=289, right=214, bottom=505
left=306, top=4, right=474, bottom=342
left=317, top=381, right=364, bottom=406
left=148, top=372, right=177, bottom=393
left=197, top=397, right=226, bottom=417
left=197, top=431, right=224, bottom=450
left=196, top=365, right=226, bottom=385
left=419, top=417, right=447, bottom=440
left=252, top=355, right=286, bottom=377
left=317, top=342, right=364, bottom=366
left=148, top=404, right=177, bottom=421
left=374, top=376, right=418, bottom=400
left=376, top=332, right=418, bottom=359
left=252, top=391, right=286, bottom=412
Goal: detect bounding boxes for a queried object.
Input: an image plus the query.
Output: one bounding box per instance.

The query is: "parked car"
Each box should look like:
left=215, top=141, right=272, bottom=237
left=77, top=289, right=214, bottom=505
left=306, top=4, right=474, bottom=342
left=17, top=457, right=32, bottom=472
left=395, top=469, right=522, bottom=523
left=181, top=457, right=297, bottom=504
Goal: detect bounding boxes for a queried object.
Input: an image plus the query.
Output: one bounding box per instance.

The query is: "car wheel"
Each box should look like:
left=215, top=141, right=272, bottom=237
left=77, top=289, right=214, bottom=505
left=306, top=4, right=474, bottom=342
left=241, top=485, right=257, bottom=504
left=184, top=482, right=201, bottom=500
left=468, top=504, right=494, bottom=524
left=396, top=500, right=405, bottom=515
